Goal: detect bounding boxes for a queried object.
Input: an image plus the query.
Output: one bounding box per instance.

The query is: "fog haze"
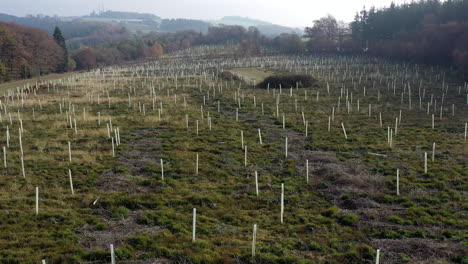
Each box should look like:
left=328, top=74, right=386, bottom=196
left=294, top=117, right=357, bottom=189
left=2, top=0, right=409, bottom=27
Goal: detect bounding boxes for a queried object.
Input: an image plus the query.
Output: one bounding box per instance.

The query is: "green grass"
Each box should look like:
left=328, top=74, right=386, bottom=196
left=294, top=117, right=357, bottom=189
left=0, top=52, right=466, bottom=263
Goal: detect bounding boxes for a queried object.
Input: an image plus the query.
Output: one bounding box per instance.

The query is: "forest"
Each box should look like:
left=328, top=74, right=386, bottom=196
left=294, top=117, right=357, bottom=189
left=0, top=22, right=64, bottom=81
left=1, top=0, right=468, bottom=80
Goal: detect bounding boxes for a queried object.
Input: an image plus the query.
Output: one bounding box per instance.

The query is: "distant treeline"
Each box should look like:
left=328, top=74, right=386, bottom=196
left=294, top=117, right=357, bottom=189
left=2, top=0, right=468, bottom=81
left=351, top=0, right=468, bottom=78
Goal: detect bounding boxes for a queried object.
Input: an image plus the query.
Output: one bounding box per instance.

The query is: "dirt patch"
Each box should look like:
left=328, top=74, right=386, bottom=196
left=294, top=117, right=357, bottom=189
left=95, top=129, right=166, bottom=193
left=77, top=211, right=164, bottom=250
left=370, top=238, right=466, bottom=264
left=80, top=129, right=167, bottom=256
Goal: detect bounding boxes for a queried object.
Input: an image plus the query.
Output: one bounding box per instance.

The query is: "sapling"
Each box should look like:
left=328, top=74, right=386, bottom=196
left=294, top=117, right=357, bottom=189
left=306, top=160, right=309, bottom=183
left=424, top=152, right=428, bottom=173
left=110, top=244, right=115, bottom=264
left=396, top=169, right=400, bottom=196
left=252, top=224, right=257, bottom=257
left=35, top=186, right=39, bottom=215
left=196, top=153, right=199, bottom=174
left=280, top=183, right=284, bottom=223
left=21, top=155, right=25, bottom=178
left=244, top=145, right=248, bottom=167
left=2, top=146, right=5, bottom=168
left=254, top=171, right=259, bottom=196
left=258, top=129, right=263, bottom=145
left=341, top=123, right=348, bottom=140
left=432, top=142, right=436, bottom=162
left=465, top=123, right=467, bottom=141
left=160, top=159, right=164, bottom=180
left=67, top=169, right=75, bottom=195
left=375, top=249, right=380, bottom=264
left=192, top=208, right=197, bottom=242
left=285, top=137, right=288, bottom=158
left=19, top=130, right=23, bottom=157
left=111, top=137, right=115, bottom=157
left=395, top=118, right=398, bottom=135
left=241, top=130, right=244, bottom=149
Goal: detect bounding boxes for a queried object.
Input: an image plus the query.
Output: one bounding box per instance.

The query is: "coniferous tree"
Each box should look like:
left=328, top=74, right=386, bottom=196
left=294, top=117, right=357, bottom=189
left=53, top=26, right=68, bottom=72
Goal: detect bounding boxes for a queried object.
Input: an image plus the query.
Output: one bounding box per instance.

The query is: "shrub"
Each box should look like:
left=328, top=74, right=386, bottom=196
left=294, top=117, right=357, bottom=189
left=322, top=206, right=339, bottom=217
left=387, top=215, right=406, bottom=225
left=258, top=74, right=317, bottom=88
left=338, top=213, right=359, bottom=226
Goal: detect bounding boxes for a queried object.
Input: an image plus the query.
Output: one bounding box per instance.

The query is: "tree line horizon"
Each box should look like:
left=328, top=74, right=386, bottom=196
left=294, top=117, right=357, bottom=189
left=1, top=0, right=467, bottom=82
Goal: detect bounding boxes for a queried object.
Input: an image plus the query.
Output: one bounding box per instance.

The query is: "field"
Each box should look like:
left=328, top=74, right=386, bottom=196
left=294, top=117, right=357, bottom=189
left=0, top=48, right=466, bottom=264
left=226, top=68, right=276, bottom=85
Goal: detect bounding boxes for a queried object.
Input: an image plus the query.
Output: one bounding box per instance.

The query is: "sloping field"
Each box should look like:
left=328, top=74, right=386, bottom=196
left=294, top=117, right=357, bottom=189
left=0, top=51, right=466, bottom=264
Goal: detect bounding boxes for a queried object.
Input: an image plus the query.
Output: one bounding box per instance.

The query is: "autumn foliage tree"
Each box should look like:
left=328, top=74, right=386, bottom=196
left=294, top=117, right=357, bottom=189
left=72, top=48, right=97, bottom=70
left=0, top=22, right=63, bottom=82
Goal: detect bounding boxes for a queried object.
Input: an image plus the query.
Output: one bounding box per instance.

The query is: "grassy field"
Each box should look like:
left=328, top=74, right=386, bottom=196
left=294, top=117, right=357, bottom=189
left=0, top=51, right=466, bottom=264
left=227, top=68, right=276, bottom=85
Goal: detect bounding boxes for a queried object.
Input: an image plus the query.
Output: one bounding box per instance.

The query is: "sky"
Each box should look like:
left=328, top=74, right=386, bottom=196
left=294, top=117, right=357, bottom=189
left=1, top=0, right=409, bottom=27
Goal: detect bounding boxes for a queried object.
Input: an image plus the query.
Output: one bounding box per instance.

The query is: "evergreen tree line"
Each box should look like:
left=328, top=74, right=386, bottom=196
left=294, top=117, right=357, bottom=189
left=351, top=0, right=468, bottom=78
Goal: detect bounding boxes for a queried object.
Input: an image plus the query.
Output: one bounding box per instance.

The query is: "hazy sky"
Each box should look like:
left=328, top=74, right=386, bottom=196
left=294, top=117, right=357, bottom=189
left=2, top=0, right=409, bottom=27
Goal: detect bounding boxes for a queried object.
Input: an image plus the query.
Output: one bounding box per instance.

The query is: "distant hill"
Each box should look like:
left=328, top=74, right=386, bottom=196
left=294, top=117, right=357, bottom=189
left=208, top=16, right=302, bottom=36
left=0, top=11, right=303, bottom=50
left=160, top=19, right=210, bottom=33
left=88, top=10, right=161, bottom=22
left=212, top=16, right=273, bottom=27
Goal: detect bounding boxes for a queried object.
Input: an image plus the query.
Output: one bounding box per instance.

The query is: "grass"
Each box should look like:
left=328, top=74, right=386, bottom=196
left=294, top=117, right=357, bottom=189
left=0, top=51, right=466, bottom=263
left=227, top=67, right=276, bottom=85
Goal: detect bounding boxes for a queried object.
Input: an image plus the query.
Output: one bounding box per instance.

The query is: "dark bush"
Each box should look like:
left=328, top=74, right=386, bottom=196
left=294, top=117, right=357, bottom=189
left=258, top=74, right=317, bottom=88
left=218, top=71, right=240, bottom=81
